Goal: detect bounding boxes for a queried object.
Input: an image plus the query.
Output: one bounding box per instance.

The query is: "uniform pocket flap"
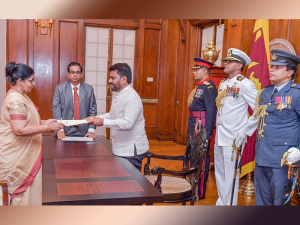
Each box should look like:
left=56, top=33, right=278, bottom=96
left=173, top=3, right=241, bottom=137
left=273, top=138, right=297, bottom=146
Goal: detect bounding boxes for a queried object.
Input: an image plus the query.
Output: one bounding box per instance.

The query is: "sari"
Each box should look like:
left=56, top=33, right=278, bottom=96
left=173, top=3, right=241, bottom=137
left=0, top=91, right=42, bottom=205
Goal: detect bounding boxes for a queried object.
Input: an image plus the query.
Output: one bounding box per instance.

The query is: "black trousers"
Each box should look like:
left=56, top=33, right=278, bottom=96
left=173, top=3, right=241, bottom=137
left=119, top=145, right=147, bottom=172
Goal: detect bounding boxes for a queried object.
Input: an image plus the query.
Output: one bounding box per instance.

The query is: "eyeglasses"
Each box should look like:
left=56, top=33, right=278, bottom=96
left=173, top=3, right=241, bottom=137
left=69, top=71, right=82, bottom=75
left=224, top=60, right=240, bottom=64
left=270, top=65, right=285, bottom=70
left=25, top=78, right=35, bottom=84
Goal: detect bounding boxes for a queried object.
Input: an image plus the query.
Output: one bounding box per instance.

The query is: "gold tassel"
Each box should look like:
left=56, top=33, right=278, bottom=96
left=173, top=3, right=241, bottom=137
left=253, top=89, right=264, bottom=116
left=215, top=88, right=227, bottom=114
left=254, top=104, right=268, bottom=139
left=253, top=88, right=269, bottom=139
left=188, top=87, right=197, bottom=106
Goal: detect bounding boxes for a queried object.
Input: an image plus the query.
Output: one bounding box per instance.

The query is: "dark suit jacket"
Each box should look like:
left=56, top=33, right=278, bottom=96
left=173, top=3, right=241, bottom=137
left=52, top=80, right=97, bottom=136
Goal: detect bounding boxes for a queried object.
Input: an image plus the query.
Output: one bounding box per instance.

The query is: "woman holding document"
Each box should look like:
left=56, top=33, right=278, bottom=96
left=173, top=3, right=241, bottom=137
left=0, top=62, right=64, bottom=205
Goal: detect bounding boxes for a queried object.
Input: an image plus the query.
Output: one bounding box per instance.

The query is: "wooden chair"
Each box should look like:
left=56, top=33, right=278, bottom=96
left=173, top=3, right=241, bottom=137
left=144, top=129, right=208, bottom=205
left=0, top=180, right=9, bottom=206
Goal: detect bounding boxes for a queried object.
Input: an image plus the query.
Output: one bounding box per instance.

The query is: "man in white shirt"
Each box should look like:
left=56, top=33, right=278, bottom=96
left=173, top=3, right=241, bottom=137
left=86, top=63, right=149, bottom=171
left=52, top=62, right=97, bottom=139
left=214, top=48, right=258, bottom=205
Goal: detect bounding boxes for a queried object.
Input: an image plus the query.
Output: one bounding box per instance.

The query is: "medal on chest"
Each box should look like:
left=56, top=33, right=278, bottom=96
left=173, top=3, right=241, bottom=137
left=194, top=89, right=204, bottom=99
left=275, top=96, right=292, bottom=110
left=226, top=83, right=240, bottom=98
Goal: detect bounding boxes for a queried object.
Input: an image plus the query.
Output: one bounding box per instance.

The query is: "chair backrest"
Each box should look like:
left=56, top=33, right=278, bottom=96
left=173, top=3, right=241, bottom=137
left=0, top=180, right=9, bottom=206
left=186, top=129, right=208, bottom=179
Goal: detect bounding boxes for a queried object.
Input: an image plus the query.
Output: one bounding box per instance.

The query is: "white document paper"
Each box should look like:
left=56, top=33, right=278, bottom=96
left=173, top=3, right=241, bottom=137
left=62, top=136, right=93, bottom=142
left=60, top=120, right=87, bottom=126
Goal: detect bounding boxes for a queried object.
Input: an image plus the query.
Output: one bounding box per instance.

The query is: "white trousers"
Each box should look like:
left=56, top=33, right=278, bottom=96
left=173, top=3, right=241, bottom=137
left=214, top=145, right=243, bottom=206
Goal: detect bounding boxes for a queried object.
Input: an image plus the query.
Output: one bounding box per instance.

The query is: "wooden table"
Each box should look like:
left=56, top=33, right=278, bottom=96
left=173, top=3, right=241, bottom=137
left=42, top=136, right=164, bottom=205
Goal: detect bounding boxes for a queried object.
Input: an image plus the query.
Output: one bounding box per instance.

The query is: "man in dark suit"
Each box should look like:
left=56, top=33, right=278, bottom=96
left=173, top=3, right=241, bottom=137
left=188, top=58, right=217, bottom=199
left=254, top=49, right=300, bottom=205
left=52, top=62, right=97, bottom=139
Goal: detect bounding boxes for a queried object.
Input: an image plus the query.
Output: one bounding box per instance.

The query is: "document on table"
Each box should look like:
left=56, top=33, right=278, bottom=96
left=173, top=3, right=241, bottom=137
left=62, top=136, right=93, bottom=142
left=60, top=120, right=87, bottom=126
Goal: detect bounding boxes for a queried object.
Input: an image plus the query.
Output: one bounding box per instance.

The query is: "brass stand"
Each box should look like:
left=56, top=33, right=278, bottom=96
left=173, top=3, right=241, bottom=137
left=239, top=173, right=255, bottom=196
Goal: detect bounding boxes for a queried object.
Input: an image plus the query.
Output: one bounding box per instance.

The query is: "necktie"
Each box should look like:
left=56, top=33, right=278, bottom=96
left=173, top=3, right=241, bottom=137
left=73, top=87, right=80, bottom=120
left=271, top=88, right=278, bottom=100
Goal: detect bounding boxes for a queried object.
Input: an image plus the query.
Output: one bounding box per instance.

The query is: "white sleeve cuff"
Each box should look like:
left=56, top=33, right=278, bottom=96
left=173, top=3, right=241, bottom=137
left=88, top=128, right=96, bottom=133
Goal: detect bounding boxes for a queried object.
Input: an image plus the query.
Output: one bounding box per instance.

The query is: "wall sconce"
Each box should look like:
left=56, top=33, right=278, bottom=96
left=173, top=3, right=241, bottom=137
left=34, top=19, right=53, bottom=37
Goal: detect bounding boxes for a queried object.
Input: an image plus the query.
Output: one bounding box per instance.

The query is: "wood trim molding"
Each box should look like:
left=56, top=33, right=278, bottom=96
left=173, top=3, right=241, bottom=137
left=141, top=98, right=158, bottom=104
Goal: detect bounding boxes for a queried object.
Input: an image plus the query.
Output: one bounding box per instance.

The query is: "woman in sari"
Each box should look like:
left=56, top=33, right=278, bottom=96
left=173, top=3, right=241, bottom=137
left=0, top=62, right=64, bottom=205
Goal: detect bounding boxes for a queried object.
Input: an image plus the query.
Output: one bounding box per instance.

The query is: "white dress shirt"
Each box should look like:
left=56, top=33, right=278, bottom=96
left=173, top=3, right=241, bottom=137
left=59, top=83, right=95, bottom=133
left=215, top=75, right=258, bottom=146
left=98, top=85, right=149, bottom=157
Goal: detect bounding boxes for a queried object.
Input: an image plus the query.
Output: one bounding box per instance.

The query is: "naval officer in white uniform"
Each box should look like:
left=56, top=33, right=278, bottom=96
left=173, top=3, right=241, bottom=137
left=214, top=48, right=258, bottom=205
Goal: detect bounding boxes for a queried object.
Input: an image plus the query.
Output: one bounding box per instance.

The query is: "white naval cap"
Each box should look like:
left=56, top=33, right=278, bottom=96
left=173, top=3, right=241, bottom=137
left=222, top=48, right=251, bottom=66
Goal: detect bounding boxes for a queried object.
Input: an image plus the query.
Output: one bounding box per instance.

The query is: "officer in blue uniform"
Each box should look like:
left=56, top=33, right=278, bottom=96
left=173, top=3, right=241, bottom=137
left=254, top=49, right=300, bottom=205
left=188, top=57, right=217, bottom=199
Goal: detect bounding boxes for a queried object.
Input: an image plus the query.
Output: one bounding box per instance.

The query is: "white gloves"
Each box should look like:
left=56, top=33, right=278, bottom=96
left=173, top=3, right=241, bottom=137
left=286, top=147, right=300, bottom=165
left=234, top=132, right=246, bottom=147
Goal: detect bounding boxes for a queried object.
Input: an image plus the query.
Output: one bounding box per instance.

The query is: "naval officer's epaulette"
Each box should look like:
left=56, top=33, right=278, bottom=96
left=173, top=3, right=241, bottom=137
left=218, top=78, right=227, bottom=90
left=237, top=75, right=246, bottom=81
left=291, top=83, right=300, bottom=88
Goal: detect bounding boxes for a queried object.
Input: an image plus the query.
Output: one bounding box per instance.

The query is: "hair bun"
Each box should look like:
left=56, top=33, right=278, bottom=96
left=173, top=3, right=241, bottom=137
left=5, top=62, right=17, bottom=78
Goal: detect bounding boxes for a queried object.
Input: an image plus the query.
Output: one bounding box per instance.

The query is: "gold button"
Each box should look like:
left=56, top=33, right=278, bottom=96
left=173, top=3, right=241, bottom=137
left=218, top=113, right=221, bottom=116
left=261, top=135, right=264, bottom=137
left=266, top=113, right=269, bottom=115
left=285, top=142, right=287, bottom=145
left=263, top=124, right=266, bottom=127
left=268, top=103, right=271, bottom=106
left=218, top=123, right=221, bottom=126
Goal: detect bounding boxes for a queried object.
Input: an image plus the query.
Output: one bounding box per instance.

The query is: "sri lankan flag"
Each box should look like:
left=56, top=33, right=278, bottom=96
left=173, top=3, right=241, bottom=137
left=240, top=19, right=271, bottom=177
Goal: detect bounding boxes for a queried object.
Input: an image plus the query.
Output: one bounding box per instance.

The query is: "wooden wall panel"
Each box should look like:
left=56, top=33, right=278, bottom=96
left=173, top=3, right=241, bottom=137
left=31, top=19, right=54, bottom=119
left=59, top=21, right=78, bottom=83
left=143, top=104, right=157, bottom=127
left=175, top=23, right=201, bottom=144
left=269, top=19, right=283, bottom=41
left=288, top=20, right=300, bottom=83
left=6, top=20, right=28, bottom=64
left=157, top=20, right=180, bottom=141
left=142, top=29, right=160, bottom=98
left=6, top=20, right=29, bottom=92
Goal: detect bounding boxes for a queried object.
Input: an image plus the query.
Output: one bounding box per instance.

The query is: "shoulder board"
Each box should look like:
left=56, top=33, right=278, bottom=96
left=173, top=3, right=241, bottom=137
left=264, top=84, right=274, bottom=89
left=237, top=75, right=245, bottom=81
left=218, top=79, right=226, bottom=90
left=203, top=81, right=210, bottom=86
left=291, top=83, right=300, bottom=88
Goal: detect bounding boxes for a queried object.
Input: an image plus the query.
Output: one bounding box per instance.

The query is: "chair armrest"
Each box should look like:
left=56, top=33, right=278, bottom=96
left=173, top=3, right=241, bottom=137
left=151, top=166, right=197, bottom=177
left=146, top=152, right=185, bottom=161
left=144, top=152, right=186, bottom=175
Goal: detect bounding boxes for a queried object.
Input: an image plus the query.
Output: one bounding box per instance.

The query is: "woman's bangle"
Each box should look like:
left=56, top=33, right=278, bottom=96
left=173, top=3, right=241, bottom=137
left=44, top=124, right=50, bottom=132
